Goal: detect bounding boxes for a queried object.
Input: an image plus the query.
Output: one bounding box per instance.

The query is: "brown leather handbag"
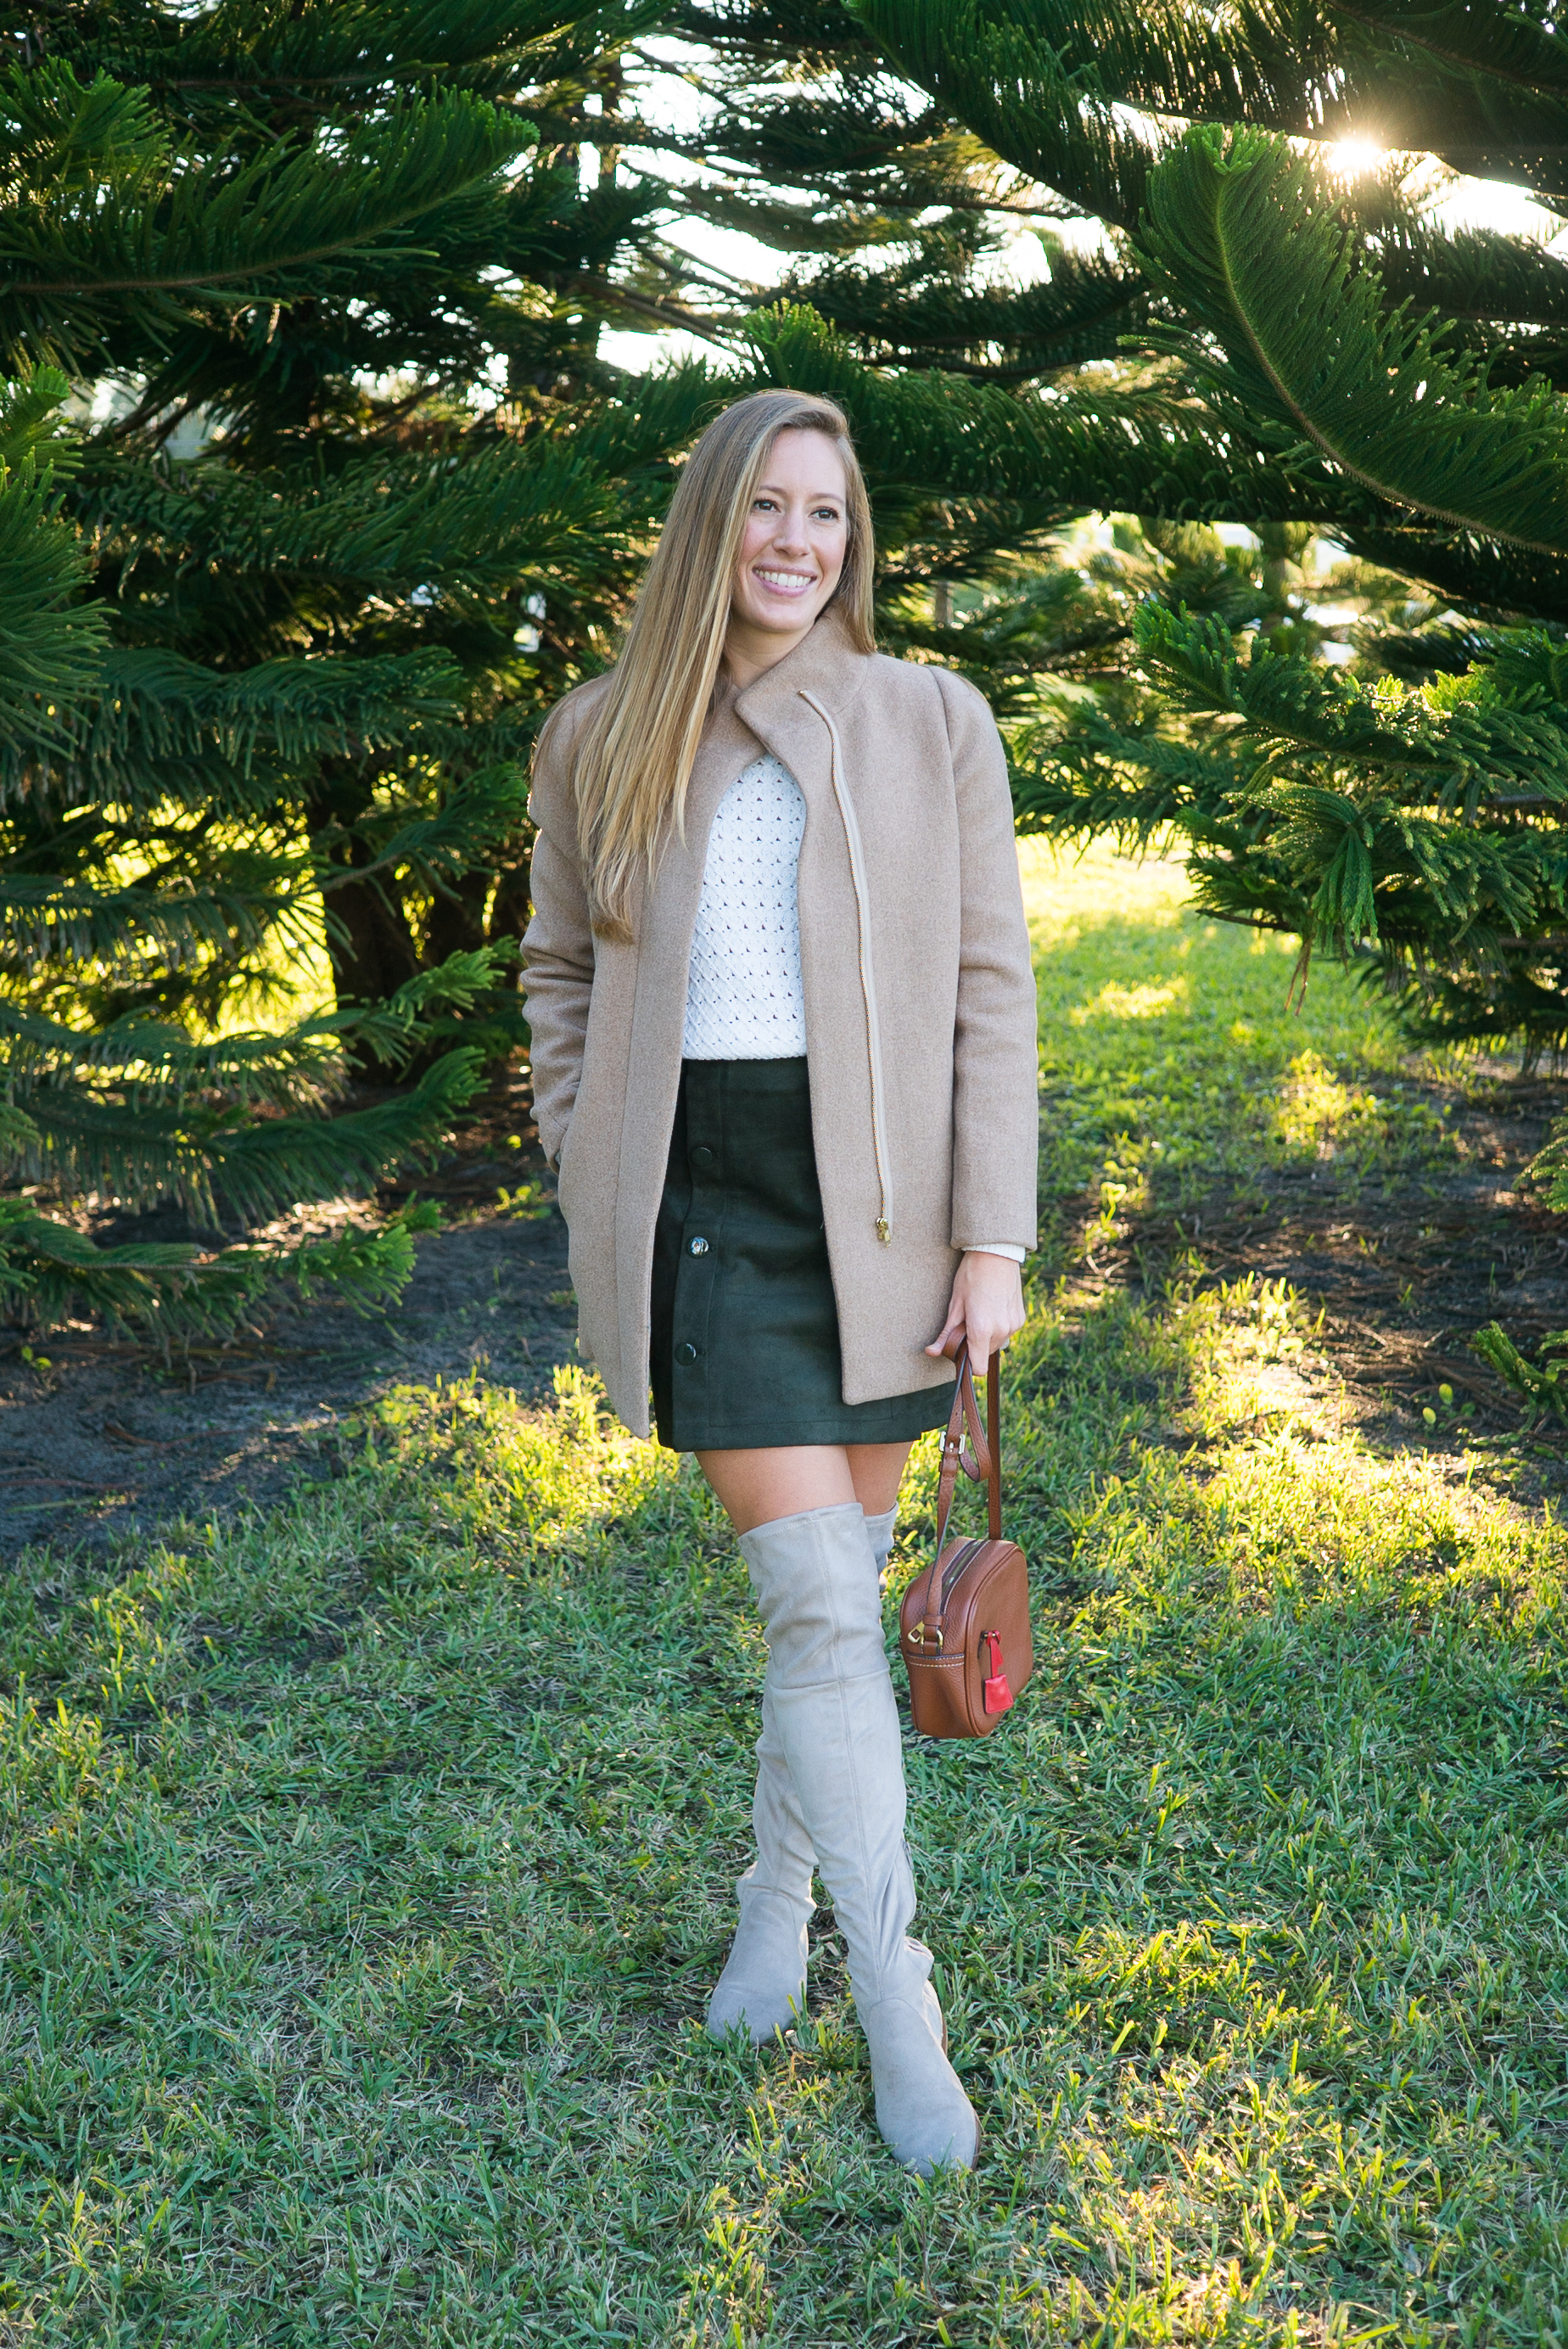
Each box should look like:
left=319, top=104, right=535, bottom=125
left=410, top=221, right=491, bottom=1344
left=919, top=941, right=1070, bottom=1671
left=899, top=1343, right=1033, bottom=1738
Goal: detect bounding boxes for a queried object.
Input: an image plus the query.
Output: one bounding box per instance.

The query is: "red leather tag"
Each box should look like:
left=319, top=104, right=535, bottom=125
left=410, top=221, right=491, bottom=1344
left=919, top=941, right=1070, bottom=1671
left=983, top=1633, right=1013, bottom=1715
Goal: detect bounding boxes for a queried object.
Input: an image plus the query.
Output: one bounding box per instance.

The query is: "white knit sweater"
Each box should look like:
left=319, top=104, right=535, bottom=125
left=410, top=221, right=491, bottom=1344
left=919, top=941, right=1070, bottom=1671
left=682, top=754, right=807, bottom=1059
left=680, top=754, right=1023, bottom=1263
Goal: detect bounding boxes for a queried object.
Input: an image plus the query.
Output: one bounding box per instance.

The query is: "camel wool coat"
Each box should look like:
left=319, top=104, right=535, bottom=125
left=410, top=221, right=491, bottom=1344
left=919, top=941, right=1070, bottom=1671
left=521, top=609, right=1039, bottom=1440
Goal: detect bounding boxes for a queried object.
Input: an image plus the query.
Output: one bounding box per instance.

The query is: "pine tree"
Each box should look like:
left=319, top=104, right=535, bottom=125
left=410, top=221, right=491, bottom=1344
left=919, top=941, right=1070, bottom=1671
left=0, top=2, right=726, bottom=1337
left=44, top=0, right=1568, bottom=1340
left=8, top=0, right=1071, bottom=1339
left=660, top=3, right=1146, bottom=382
left=846, top=0, right=1568, bottom=1063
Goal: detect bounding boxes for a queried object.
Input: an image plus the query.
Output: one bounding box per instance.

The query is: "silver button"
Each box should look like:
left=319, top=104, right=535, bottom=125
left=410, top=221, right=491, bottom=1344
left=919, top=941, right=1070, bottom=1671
left=688, top=1236, right=709, bottom=1256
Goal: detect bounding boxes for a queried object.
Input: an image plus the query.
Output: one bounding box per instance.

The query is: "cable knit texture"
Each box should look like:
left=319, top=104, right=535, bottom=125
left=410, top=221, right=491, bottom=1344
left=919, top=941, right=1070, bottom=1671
left=682, top=755, right=807, bottom=1059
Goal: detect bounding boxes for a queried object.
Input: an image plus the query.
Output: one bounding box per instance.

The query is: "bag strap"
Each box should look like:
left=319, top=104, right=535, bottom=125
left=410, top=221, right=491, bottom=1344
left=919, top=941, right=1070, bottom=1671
left=911, top=1340, right=1003, bottom=1644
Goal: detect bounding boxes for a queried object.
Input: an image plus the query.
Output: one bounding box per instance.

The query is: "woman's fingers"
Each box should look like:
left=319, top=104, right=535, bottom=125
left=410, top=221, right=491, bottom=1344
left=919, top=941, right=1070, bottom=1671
left=924, top=1307, right=966, bottom=1357
left=927, top=1255, right=1026, bottom=1360
left=965, top=1323, right=1010, bottom=1362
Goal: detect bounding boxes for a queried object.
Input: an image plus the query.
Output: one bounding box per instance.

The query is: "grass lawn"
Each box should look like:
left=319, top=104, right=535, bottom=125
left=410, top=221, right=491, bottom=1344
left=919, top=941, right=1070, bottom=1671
left=4, top=846, right=1566, bottom=2346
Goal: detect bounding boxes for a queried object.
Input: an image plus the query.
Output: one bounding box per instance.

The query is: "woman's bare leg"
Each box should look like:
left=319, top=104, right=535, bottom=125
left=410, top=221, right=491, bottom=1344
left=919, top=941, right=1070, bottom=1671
left=696, top=1440, right=914, bottom=1533
left=695, top=1444, right=851, bottom=1533
left=845, top=1441, right=914, bottom=1517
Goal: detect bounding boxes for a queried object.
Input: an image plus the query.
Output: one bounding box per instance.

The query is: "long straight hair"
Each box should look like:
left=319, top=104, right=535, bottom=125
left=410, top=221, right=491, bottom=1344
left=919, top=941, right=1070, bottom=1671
left=566, top=389, right=876, bottom=941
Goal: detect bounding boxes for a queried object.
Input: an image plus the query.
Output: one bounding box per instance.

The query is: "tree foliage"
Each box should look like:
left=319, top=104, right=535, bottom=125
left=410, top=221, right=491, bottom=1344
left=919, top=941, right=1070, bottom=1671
left=25, top=0, right=1568, bottom=1343
left=0, top=0, right=705, bottom=1337
left=848, top=0, right=1568, bottom=1061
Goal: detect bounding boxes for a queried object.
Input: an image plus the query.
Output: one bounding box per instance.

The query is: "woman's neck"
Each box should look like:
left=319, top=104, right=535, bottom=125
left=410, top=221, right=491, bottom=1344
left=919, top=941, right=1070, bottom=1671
left=721, top=610, right=820, bottom=692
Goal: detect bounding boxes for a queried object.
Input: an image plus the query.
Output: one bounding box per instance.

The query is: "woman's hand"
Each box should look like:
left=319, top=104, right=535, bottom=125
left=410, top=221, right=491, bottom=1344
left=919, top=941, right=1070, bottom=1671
left=926, top=1251, right=1026, bottom=1368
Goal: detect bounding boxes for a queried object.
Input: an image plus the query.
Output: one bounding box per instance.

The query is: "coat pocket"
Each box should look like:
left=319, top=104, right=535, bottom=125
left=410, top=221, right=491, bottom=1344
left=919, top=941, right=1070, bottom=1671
left=553, top=1105, right=581, bottom=1219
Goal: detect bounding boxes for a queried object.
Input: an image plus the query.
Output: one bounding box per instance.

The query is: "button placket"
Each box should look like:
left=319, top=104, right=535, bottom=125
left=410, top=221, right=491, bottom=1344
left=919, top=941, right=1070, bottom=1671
left=673, top=1068, right=723, bottom=1399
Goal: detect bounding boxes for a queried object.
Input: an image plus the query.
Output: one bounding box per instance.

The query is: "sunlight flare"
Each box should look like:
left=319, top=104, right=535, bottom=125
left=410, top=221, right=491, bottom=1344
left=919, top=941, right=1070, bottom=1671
left=1324, top=136, right=1385, bottom=177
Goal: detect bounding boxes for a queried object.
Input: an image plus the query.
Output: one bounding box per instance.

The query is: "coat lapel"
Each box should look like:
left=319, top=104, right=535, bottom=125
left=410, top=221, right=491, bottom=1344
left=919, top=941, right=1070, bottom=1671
left=731, top=608, right=871, bottom=810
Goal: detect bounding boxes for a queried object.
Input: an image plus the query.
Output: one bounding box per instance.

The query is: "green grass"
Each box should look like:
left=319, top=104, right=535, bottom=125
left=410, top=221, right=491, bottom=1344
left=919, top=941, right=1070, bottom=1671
left=3, top=850, right=1566, bottom=2346
left=1021, top=841, right=1463, bottom=1253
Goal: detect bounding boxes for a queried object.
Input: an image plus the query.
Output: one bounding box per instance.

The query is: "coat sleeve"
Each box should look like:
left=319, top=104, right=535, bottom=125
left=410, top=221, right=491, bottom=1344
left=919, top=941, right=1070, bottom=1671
left=937, top=669, right=1039, bottom=1253
left=521, top=702, right=596, bottom=1168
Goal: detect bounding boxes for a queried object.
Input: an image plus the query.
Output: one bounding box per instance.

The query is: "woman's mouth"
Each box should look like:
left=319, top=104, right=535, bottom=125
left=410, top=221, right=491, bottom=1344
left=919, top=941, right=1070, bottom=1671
left=753, top=567, right=817, bottom=597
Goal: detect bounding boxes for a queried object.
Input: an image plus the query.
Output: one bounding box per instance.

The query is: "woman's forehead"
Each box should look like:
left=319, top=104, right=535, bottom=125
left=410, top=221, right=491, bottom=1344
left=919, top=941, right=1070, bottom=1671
left=755, top=430, right=848, bottom=498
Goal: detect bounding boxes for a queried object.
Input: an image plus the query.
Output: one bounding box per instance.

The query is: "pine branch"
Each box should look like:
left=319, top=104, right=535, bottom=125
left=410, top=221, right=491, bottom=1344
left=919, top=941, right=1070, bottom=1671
left=1325, top=0, right=1568, bottom=203
left=1137, top=128, right=1568, bottom=558
left=849, top=0, right=1173, bottom=232
left=0, top=1192, right=443, bottom=1343
left=0, top=868, right=315, bottom=978
left=72, top=2, right=639, bottom=107
left=77, top=436, right=628, bottom=605
left=744, top=304, right=1359, bottom=534
left=0, top=73, right=539, bottom=369
left=2, top=645, right=466, bottom=813
left=0, top=367, right=106, bottom=737
left=13, top=1043, right=481, bottom=1222
left=781, top=232, right=1148, bottom=378
left=197, top=1049, right=483, bottom=1224
left=321, top=769, right=530, bottom=900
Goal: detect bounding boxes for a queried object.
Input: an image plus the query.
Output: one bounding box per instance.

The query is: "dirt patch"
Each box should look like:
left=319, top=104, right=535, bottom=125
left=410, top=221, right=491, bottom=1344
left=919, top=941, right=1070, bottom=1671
left=1085, top=1068, right=1568, bottom=1460
left=0, top=1078, right=577, bottom=1556
left=11, top=1056, right=1567, bottom=1556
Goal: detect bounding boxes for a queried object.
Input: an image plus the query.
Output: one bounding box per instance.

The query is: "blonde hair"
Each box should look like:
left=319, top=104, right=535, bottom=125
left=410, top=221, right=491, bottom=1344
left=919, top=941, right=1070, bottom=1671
left=566, top=388, right=876, bottom=941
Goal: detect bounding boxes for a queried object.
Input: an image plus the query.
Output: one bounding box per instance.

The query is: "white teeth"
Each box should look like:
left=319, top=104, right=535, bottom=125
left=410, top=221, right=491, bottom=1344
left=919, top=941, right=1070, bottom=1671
left=756, top=569, right=813, bottom=587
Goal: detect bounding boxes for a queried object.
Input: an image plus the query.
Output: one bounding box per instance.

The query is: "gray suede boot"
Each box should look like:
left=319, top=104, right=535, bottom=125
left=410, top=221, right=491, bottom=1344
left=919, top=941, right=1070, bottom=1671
left=864, top=1504, right=898, bottom=1589
left=738, top=1503, right=978, bottom=2176
left=705, top=1684, right=815, bottom=2044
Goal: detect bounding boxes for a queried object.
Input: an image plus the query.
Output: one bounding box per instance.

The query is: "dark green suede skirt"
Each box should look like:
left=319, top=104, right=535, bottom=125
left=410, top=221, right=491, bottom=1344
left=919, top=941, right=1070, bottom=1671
left=650, top=1056, right=953, bottom=1453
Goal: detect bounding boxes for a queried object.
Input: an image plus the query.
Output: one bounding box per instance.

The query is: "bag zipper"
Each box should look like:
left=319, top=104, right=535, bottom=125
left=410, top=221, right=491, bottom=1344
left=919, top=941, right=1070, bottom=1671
left=940, top=1539, right=984, bottom=1608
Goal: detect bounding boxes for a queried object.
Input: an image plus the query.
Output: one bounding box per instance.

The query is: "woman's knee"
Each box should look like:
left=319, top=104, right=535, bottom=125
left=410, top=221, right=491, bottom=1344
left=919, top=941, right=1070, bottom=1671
left=697, top=1444, right=859, bottom=1534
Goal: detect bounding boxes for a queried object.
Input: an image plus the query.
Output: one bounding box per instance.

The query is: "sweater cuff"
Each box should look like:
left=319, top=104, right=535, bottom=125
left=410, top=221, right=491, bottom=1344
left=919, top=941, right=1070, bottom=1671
left=963, top=1242, right=1026, bottom=1264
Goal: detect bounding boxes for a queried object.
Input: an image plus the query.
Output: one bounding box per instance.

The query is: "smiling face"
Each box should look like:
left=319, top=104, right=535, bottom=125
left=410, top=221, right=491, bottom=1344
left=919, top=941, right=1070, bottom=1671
left=724, top=428, right=849, bottom=685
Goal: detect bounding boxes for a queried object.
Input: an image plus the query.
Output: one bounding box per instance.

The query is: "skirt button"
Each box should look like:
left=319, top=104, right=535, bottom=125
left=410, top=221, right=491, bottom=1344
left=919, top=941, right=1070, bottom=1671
left=688, top=1236, right=709, bottom=1255
left=675, top=1342, right=698, bottom=1365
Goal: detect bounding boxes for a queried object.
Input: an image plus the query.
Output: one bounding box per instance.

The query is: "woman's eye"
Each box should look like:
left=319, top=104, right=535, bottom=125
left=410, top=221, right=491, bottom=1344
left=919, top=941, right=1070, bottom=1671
left=812, top=507, right=841, bottom=523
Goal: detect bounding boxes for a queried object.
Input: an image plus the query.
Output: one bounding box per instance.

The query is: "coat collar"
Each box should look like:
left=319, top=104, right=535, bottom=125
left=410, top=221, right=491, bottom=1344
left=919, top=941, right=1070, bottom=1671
left=677, top=676, right=754, bottom=857
left=732, top=610, right=868, bottom=737
left=731, top=607, right=873, bottom=754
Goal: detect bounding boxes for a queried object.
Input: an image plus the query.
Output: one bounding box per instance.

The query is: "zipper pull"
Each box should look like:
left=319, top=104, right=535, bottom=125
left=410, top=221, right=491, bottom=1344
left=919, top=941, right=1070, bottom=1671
left=876, top=1217, right=890, bottom=1244
left=982, top=1632, right=1013, bottom=1715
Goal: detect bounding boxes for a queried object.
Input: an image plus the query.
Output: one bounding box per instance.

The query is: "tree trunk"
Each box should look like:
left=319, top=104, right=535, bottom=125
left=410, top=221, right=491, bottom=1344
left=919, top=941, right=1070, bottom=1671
left=424, top=869, right=492, bottom=967
left=488, top=861, right=532, bottom=950
left=309, top=764, right=422, bottom=1058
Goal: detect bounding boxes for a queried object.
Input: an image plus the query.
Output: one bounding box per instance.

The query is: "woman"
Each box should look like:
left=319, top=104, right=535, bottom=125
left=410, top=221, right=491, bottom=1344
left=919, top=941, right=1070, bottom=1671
left=523, top=389, right=1038, bottom=2176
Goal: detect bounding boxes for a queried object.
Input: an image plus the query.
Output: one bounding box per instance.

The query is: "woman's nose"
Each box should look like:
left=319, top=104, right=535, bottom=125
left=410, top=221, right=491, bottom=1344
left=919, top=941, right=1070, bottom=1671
left=771, top=510, right=809, bottom=553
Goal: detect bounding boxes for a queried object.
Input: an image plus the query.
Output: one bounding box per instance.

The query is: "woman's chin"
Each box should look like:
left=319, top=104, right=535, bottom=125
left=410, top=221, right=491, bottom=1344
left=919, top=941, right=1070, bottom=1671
left=741, top=596, right=824, bottom=635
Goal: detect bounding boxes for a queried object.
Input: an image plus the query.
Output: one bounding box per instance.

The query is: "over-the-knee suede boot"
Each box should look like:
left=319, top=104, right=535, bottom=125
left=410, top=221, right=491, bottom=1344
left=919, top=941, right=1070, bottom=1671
left=706, top=1504, right=897, bottom=2044
left=738, top=1502, right=978, bottom=2175
left=864, top=1504, right=898, bottom=1590
left=705, top=1684, right=815, bottom=2043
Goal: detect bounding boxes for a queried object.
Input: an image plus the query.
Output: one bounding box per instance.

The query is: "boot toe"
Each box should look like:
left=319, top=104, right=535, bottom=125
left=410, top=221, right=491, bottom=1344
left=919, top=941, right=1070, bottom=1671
left=863, top=1992, right=978, bottom=2174
left=884, top=2096, right=978, bottom=2177
left=704, top=1976, right=805, bottom=2046
left=705, top=1890, right=809, bottom=2046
